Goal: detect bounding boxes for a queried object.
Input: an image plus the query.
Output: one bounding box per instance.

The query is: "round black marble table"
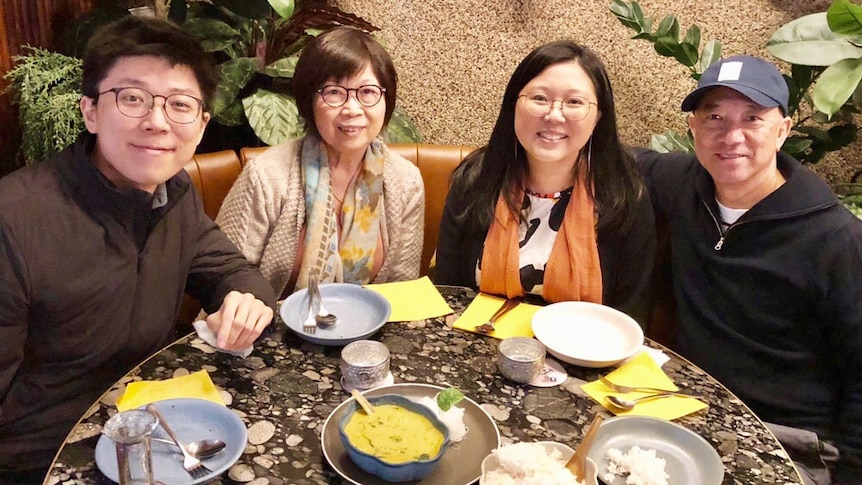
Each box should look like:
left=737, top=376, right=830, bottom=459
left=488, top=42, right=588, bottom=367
left=46, top=286, right=803, bottom=485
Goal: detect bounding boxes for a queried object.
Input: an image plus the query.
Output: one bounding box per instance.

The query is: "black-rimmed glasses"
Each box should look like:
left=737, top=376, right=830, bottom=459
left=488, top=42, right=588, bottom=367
left=518, top=93, right=597, bottom=121
left=317, top=84, right=386, bottom=108
left=97, top=87, right=205, bottom=124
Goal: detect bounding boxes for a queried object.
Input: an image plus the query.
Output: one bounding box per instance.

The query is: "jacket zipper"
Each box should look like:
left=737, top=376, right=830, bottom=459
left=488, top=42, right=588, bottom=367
left=703, top=199, right=776, bottom=251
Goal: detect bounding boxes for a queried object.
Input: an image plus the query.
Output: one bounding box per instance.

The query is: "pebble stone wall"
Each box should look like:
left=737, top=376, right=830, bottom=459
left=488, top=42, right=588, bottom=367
left=336, top=0, right=856, bottom=184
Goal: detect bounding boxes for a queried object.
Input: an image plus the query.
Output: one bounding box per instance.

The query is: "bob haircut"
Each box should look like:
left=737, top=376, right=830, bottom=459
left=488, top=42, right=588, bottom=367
left=452, top=40, right=642, bottom=233
left=292, top=27, right=398, bottom=138
left=81, top=16, right=218, bottom=111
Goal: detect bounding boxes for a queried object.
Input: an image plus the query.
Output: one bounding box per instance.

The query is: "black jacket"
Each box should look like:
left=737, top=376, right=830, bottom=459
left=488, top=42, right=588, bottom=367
left=0, top=136, right=276, bottom=472
left=639, top=149, right=862, bottom=482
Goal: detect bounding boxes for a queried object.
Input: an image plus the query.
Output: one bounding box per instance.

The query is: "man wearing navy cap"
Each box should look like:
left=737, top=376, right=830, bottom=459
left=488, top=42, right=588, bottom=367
left=639, top=55, right=862, bottom=484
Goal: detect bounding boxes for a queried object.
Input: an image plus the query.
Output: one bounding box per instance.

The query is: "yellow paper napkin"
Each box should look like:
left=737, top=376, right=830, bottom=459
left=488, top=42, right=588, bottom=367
left=453, top=293, right=542, bottom=339
left=115, top=370, right=224, bottom=411
left=581, top=351, right=708, bottom=420
left=365, top=276, right=453, bottom=322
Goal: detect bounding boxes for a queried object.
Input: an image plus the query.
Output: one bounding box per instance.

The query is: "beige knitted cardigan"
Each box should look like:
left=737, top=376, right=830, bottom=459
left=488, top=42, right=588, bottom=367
left=215, top=137, right=425, bottom=297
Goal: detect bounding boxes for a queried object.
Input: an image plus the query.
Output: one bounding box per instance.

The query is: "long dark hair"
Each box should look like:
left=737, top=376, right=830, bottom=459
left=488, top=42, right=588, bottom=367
left=450, top=40, right=643, bottom=234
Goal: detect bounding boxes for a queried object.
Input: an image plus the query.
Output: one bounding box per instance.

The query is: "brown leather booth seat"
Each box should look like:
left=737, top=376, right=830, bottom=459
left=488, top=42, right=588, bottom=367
left=183, top=144, right=676, bottom=344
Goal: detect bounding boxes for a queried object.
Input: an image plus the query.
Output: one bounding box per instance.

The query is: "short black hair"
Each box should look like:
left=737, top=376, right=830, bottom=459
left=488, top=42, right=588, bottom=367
left=81, top=16, right=218, bottom=111
left=292, top=27, right=397, bottom=138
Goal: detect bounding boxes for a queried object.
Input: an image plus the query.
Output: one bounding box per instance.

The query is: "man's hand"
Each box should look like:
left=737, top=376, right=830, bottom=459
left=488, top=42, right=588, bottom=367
left=206, top=291, right=273, bottom=350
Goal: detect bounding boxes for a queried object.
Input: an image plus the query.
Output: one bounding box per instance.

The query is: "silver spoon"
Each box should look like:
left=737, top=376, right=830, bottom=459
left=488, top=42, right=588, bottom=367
left=309, top=273, right=337, bottom=327
left=606, top=392, right=703, bottom=411
left=151, top=437, right=226, bottom=459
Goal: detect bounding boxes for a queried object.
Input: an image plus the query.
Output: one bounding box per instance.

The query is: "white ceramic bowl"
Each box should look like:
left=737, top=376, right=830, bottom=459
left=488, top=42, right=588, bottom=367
left=479, top=441, right=598, bottom=485
left=531, top=302, right=644, bottom=368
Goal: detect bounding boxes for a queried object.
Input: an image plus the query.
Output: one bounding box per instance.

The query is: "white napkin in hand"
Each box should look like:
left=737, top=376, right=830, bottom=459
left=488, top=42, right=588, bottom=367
left=192, top=320, right=254, bottom=358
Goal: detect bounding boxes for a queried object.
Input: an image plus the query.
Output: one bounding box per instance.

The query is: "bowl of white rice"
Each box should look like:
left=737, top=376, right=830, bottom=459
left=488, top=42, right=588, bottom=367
left=480, top=441, right=598, bottom=485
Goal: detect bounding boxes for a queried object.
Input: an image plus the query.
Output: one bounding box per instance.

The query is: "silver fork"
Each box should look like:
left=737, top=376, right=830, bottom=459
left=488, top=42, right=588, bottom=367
left=599, top=375, right=676, bottom=394
left=146, top=404, right=211, bottom=479
left=475, top=298, right=520, bottom=334
left=301, top=281, right=317, bottom=334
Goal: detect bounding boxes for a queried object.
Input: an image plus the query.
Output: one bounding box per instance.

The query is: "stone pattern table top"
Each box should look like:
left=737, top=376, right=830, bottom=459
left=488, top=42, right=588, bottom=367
left=47, top=286, right=801, bottom=485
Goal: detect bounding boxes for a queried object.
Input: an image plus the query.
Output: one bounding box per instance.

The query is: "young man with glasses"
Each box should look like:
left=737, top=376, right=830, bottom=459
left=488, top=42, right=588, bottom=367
left=638, top=56, right=862, bottom=484
left=0, top=16, right=276, bottom=482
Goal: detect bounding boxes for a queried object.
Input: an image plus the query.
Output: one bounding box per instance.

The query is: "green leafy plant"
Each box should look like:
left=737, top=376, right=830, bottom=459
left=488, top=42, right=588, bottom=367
left=3, top=48, right=84, bottom=165
left=610, top=0, right=858, bottom=166
left=4, top=0, right=422, bottom=165
left=177, top=0, right=421, bottom=146
left=611, top=0, right=862, bottom=218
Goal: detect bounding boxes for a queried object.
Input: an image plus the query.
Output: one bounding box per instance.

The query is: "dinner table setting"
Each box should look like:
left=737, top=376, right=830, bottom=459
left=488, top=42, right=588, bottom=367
left=46, top=277, right=804, bottom=485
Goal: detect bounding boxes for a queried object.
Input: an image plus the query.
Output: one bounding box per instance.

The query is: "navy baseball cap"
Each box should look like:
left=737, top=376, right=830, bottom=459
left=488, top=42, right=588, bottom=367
left=681, top=55, right=789, bottom=114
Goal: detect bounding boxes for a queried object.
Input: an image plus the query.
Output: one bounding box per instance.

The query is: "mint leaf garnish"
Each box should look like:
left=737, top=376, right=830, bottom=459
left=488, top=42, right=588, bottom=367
left=436, top=387, right=464, bottom=411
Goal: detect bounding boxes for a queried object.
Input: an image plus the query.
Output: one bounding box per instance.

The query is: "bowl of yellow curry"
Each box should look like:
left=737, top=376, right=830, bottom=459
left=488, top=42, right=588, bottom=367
left=338, top=394, right=451, bottom=482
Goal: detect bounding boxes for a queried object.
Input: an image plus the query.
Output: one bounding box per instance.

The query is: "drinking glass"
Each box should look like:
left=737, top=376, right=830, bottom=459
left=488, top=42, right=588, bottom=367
left=102, top=409, right=160, bottom=485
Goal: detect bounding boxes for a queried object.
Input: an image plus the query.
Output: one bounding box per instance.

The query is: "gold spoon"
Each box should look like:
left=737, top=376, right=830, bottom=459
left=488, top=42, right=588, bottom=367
left=351, top=389, right=375, bottom=414
left=565, top=414, right=603, bottom=481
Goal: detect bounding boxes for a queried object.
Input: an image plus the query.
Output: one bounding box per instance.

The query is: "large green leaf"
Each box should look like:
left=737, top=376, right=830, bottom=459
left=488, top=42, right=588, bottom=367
left=215, top=100, right=246, bottom=126
left=243, top=90, right=302, bottom=146
left=268, top=0, right=295, bottom=20
left=655, top=15, right=680, bottom=41
left=183, top=18, right=240, bottom=53
left=212, top=58, right=259, bottom=116
left=828, top=0, right=862, bottom=36
left=261, top=56, right=298, bottom=78
left=653, top=36, right=678, bottom=57
left=698, top=40, right=721, bottom=78
left=767, top=13, right=862, bottom=66
left=674, top=42, right=699, bottom=68
left=650, top=130, right=693, bottom=153
left=811, top=57, right=862, bottom=117
left=383, top=107, right=422, bottom=143
left=683, top=24, right=701, bottom=50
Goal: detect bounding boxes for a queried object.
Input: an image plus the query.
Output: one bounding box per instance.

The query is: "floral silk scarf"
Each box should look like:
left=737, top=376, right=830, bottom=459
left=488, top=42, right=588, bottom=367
left=297, top=135, right=385, bottom=288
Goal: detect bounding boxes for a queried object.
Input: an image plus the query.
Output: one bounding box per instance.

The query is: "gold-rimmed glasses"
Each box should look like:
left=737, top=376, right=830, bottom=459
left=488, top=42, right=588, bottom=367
left=518, top=93, right=597, bottom=121
left=98, top=87, right=204, bottom=124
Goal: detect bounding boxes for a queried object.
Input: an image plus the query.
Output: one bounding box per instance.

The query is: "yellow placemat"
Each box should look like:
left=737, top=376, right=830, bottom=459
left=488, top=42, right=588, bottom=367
left=581, top=352, right=708, bottom=420
left=115, top=370, right=224, bottom=411
left=453, top=293, right=542, bottom=339
left=365, top=276, right=453, bottom=322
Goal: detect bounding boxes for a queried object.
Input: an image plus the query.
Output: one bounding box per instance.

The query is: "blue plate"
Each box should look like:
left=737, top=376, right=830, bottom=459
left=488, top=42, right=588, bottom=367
left=280, top=283, right=391, bottom=346
left=95, top=398, right=247, bottom=484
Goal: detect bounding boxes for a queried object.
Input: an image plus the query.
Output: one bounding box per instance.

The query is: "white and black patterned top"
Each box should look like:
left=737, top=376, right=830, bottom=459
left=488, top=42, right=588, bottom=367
left=477, top=188, right=572, bottom=297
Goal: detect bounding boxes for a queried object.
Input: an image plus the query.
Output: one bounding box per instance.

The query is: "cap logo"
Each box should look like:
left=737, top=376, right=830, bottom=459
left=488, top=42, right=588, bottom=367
left=717, top=61, right=743, bottom=82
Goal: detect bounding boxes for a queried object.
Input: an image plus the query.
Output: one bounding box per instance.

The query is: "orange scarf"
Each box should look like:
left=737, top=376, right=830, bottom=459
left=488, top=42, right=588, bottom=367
left=479, top=183, right=602, bottom=303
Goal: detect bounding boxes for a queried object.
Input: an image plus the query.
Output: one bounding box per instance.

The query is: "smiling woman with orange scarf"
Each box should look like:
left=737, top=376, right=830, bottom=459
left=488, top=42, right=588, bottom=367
left=435, top=41, right=655, bottom=324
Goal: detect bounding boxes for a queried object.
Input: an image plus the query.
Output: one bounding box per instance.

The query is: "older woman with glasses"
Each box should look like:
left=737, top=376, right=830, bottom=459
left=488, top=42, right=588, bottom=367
left=216, top=27, right=424, bottom=296
left=435, top=40, right=656, bottom=324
